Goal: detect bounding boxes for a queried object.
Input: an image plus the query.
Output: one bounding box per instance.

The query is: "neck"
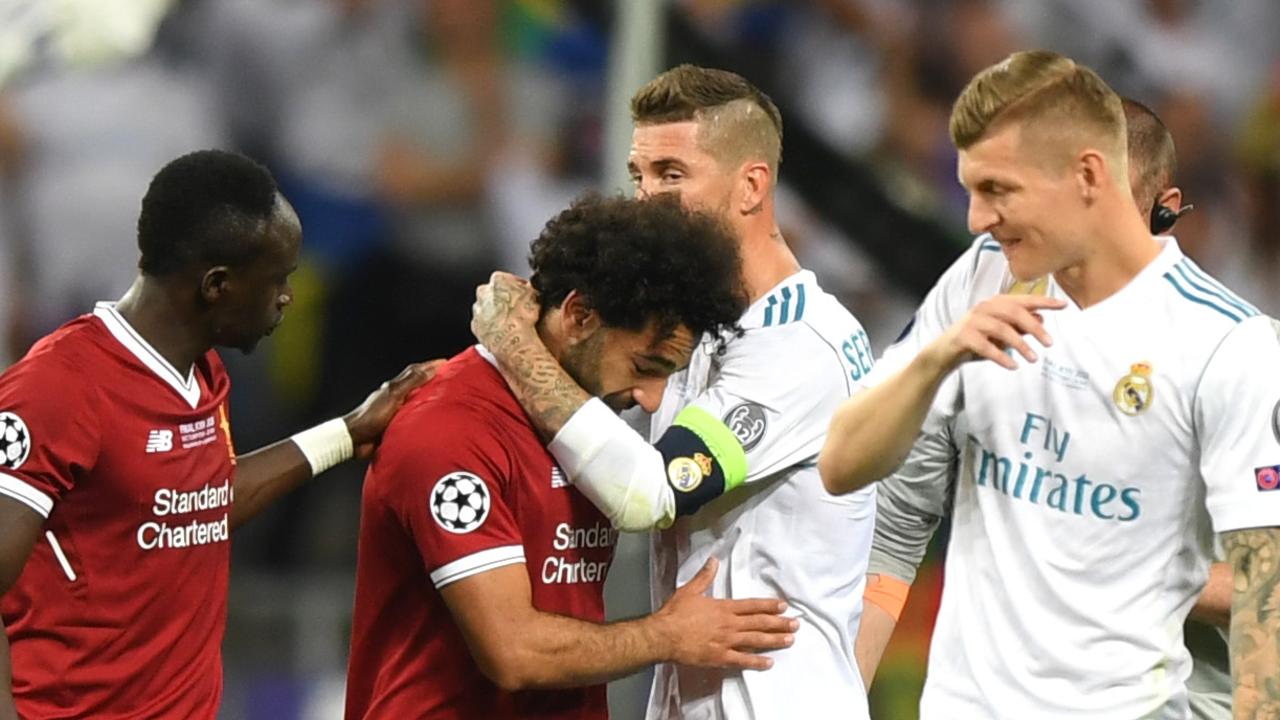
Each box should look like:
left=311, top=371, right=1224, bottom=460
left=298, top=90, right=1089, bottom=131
left=114, top=275, right=209, bottom=372
left=1052, top=210, right=1162, bottom=308
left=738, top=215, right=801, bottom=303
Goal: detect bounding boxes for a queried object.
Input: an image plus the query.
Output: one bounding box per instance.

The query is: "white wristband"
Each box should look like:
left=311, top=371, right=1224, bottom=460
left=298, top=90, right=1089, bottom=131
left=291, top=418, right=354, bottom=476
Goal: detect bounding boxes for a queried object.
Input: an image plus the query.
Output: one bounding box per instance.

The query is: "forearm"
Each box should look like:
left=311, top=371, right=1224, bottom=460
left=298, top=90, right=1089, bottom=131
left=819, top=352, right=951, bottom=495
left=1187, top=562, right=1232, bottom=629
left=488, top=330, right=590, bottom=442
left=485, top=610, right=670, bottom=690
left=1224, top=527, right=1280, bottom=718
left=230, top=419, right=352, bottom=529
left=854, top=598, right=898, bottom=691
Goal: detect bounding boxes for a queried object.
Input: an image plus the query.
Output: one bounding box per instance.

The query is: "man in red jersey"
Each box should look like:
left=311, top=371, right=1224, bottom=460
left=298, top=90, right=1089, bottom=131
left=0, top=149, right=435, bottom=720
left=346, top=194, right=798, bottom=720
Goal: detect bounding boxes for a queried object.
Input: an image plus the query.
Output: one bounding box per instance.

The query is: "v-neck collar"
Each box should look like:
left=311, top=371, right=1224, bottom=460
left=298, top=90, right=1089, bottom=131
left=93, top=302, right=201, bottom=409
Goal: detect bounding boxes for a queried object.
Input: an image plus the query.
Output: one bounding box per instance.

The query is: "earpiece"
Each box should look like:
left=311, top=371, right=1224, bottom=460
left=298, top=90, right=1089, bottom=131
left=1150, top=202, right=1194, bottom=234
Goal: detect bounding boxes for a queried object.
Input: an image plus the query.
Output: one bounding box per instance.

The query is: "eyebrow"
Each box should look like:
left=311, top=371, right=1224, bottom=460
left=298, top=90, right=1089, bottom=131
left=636, top=353, right=679, bottom=372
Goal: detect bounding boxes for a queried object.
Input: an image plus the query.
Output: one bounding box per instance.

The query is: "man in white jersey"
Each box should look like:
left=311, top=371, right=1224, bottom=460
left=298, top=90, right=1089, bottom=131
left=851, top=98, right=1235, bottom=720
left=820, top=50, right=1280, bottom=718
left=471, top=65, right=876, bottom=719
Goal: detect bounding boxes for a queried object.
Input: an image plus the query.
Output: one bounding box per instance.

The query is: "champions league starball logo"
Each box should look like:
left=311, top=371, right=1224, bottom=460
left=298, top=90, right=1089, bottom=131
left=0, top=412, right=31, bottom=469
left=430, top=472, right=491, bottom=534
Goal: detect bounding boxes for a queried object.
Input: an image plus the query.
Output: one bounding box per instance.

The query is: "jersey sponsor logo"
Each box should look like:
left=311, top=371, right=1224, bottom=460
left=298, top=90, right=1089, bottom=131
left=0, top=412, right=31, bottom=469
left=667, top=456, right=704, bottom=492
left=1112, top=361, right=1154, bottom=416
left=430, top=471, right=491, bottom=533
left=551, top=466, right=568, bottom=489
left=1256, top=466, right=1280, bottom=492
left=965, top=412, right=1143, bottom=522
left=145, top=429, right=174, bottom=454
left=724, top=402, right=767, bottom=452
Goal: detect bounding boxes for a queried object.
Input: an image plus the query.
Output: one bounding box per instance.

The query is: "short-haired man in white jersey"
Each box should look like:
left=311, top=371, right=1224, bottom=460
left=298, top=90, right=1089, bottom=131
left=820, top=50, right=1280, bottom=718
left=850, top=97, right=1235, bottom=720
left=471, top=65, right=877, bottom=719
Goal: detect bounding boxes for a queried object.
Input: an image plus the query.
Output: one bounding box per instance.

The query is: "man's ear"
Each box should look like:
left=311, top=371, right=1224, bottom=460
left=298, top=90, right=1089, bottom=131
left=1157, top=186, right=1184, bottom=213
left=559, top=289, right=602, bottom=345
left=1074, top=149, right=1109, bottom=204
left=738, top=161, right=771, bottom=216
left=200, top=266, right=232, bottom=304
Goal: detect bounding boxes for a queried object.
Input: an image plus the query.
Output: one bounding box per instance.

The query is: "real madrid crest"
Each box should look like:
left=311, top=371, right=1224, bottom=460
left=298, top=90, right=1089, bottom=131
left=1112, top=362, right=1154, bottom=416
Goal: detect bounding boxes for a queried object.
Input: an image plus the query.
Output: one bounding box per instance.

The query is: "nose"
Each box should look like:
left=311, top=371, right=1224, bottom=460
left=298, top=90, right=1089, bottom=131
left=634, top=177, right=657, bottom=200
left=633, top=377, right=669, bottom=414
left=967, top=196, right=999, bottom=235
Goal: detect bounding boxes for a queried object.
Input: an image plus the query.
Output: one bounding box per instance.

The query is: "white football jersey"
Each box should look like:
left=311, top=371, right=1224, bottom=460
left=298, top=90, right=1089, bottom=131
left=645, top=270, right=876, bottom=720
left=866, top=236, right=1280, bottom=719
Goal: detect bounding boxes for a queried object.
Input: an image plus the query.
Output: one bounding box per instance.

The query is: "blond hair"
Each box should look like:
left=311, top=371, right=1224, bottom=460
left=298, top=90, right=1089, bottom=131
left=951, top=50, right=1127, bottom=178
left=631, top=64, right=783, bottom=180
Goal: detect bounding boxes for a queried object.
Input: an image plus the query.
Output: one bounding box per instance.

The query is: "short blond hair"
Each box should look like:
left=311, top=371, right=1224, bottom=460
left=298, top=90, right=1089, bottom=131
left=951, top=50, right=1127, bottom=177
left=631, top=64, right=783, bottom=180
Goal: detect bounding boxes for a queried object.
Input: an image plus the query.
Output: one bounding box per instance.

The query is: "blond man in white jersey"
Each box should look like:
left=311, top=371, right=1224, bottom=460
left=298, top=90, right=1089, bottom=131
left=472, top=65, right=876, bottom=719
left=821, top=50, right=1280, bottom=718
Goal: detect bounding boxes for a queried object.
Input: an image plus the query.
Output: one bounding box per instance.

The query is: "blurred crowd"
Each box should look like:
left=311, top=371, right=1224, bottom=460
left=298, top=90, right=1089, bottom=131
left=0, top=1, right=1276, bottom=718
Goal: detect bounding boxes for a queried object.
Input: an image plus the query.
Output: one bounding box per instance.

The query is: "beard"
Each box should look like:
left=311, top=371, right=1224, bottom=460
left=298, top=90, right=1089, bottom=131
left=560, top=330, right=637, bottom=413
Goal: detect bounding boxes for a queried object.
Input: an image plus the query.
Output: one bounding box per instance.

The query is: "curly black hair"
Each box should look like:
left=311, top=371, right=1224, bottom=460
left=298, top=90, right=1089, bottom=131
left=137, top=149, right=280, bottom=276
left=529, top=193, right=746, bottom=343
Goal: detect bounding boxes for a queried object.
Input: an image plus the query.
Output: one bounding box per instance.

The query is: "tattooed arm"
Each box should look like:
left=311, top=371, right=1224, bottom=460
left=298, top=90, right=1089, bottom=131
left=470, top=272, right=591, bottom=442
left=1223, top=526, right=1280, bottom=718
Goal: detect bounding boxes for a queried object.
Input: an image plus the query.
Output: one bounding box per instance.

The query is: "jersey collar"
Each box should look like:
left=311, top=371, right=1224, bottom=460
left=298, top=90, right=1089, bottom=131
left=93, top=302, right=201, bottom=409
left=739, top=269, right=817, bottom=330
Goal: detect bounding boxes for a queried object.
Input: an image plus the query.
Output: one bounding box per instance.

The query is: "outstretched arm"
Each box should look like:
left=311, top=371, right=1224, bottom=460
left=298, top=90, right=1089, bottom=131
left=231, top=361, right=440, bottom=528
left=442, top=557, right=796, bottom=690
left=820, top=294, right=1064, bottom=495
left=1223, top=526, right=1280, bottom=718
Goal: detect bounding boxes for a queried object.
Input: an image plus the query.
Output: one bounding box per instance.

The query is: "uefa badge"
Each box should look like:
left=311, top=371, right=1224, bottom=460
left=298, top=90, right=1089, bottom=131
left=430, top=472, right=491, bottom=533
left=1112, top=362, right=1154, bottom=416
left=0, top=412, right=31, bottom=469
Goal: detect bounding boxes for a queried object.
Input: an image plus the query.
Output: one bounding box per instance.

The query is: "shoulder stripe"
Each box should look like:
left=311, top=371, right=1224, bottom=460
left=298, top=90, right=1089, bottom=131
left=979, top=240, right=1001, bottom=253
left=1162, top=272, right=1242, bottom=322
left=1177, top=259, right=1259, bottom=316
left=1171, top=263, right=1256, bottom=319
left=0, top=473, right=53, bottom=518
left=430, top=545, right=525, bottom=589
left=762, top=283, right=809, bottom=327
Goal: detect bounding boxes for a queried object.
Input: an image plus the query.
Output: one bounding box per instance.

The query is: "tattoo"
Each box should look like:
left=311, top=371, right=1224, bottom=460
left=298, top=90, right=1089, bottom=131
left=1224, top=526, right=1280, bottom=718
left=494, top=329, right=590, bottom=443
left=477, top=280, right=588, bottom=442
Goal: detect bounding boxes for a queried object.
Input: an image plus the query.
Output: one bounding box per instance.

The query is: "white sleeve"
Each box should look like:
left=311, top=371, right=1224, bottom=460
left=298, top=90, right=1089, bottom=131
left=685, top=318, right=860, bottom=484
left=1196, top=316, right=1280, bottom=533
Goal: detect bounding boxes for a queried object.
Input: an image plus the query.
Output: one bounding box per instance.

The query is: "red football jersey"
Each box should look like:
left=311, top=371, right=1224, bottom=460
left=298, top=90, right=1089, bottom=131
left=0, top=303, right=234, bottom=719
left=345, top=347, right=617, bottom=720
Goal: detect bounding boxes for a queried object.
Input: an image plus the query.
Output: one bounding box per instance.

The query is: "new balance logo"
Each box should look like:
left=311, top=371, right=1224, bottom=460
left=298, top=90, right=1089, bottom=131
left=551, top=467, right=568, bottom=489
left=145, top=429, right=174, bottom=454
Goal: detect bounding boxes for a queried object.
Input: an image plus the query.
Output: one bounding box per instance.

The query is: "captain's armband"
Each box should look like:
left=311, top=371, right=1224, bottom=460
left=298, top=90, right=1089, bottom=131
left=655, top=405, right=748, bottom=517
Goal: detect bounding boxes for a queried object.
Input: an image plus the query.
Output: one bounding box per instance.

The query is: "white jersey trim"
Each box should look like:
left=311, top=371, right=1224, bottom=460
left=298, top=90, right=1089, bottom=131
left=430, top=544, right=525, bottom=589
left=45, top=531, right=77, bottom=582
left=0, top=472, right=53, bottom=517
left=93, top=302, right=201, bottom=409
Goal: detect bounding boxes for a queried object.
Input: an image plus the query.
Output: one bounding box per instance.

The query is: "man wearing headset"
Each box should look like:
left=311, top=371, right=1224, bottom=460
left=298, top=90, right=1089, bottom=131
left=852, top=97, right=1231, bottom=719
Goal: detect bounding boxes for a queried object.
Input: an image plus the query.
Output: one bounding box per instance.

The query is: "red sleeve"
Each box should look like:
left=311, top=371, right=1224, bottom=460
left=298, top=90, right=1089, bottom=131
left=0, top=353, right=100, bottom=518
left=371, top=405, right=525, bottom=589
